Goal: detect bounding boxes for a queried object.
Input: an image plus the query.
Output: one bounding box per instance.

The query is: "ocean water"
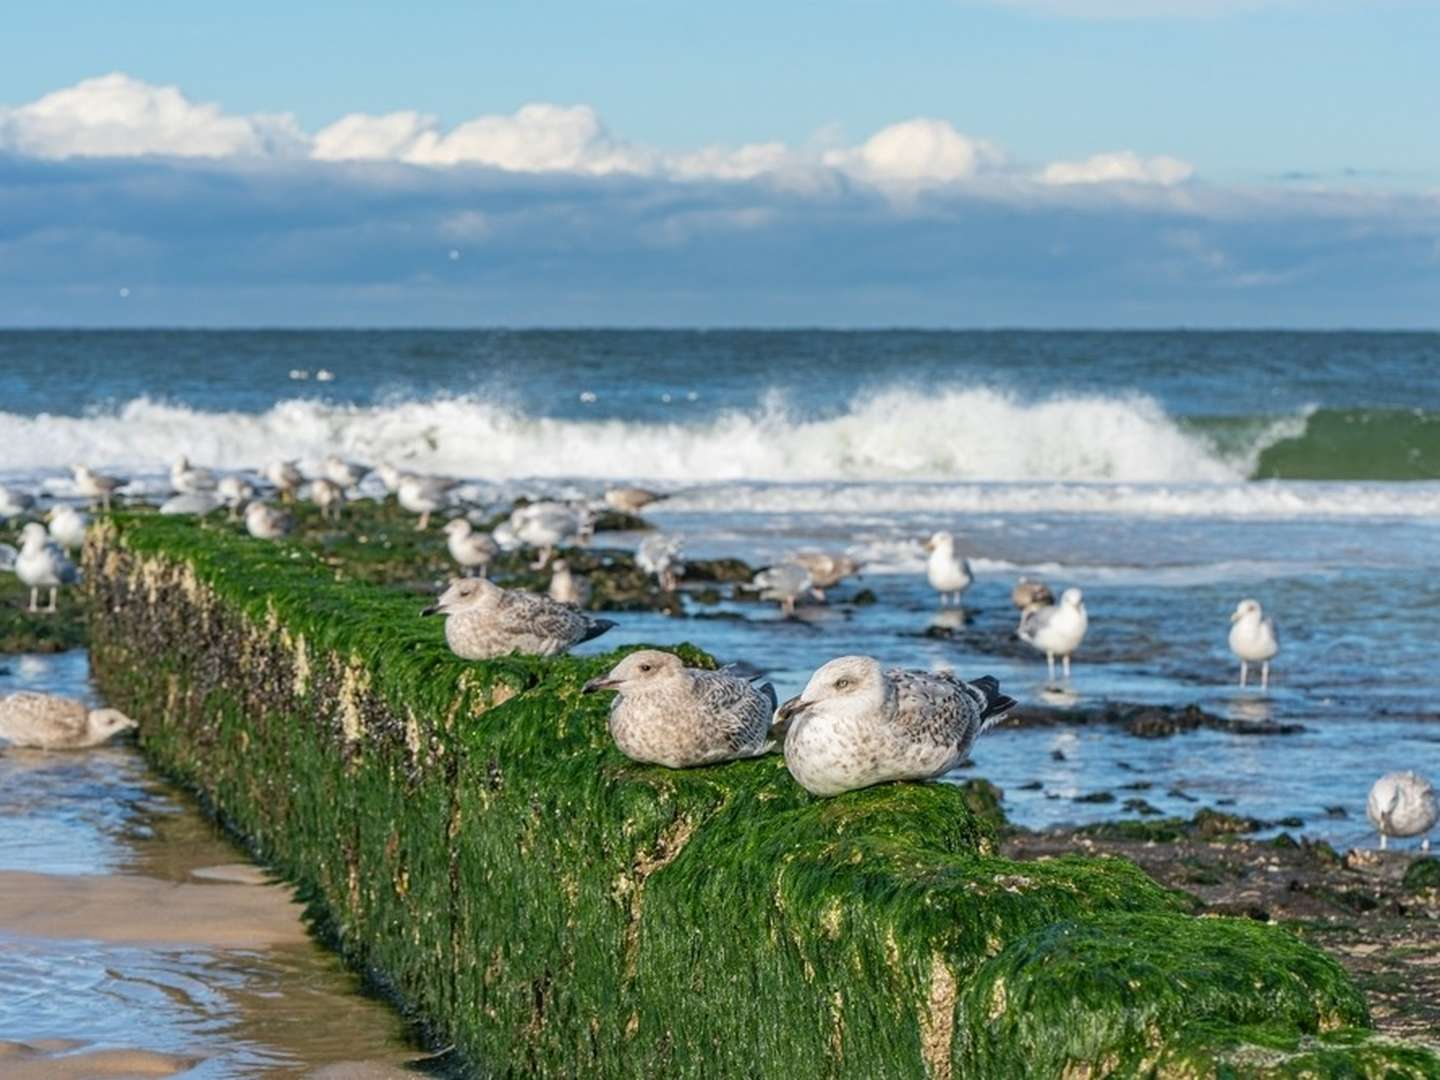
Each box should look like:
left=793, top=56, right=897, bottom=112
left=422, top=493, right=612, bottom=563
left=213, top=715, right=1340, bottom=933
left=2, top=329, right=1438, bottom=844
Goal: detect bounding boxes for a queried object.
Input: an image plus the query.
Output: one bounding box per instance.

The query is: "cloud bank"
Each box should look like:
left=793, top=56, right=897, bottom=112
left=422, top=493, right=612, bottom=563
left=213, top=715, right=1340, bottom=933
left=0, top=74, right=1437, bottom=327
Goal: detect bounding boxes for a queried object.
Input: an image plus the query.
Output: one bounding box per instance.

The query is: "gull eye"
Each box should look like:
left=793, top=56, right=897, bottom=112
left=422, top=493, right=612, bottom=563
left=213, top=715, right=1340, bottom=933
left=834, top=677, right=851, bottom=691
left=639, top=663, right=652, bottom=672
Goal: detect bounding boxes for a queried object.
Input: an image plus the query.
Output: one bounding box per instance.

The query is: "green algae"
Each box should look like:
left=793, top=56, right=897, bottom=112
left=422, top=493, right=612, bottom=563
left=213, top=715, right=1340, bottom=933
left=0, top=575, right=87, bottom=653
left=82, top=515, right=1440, bottom=1078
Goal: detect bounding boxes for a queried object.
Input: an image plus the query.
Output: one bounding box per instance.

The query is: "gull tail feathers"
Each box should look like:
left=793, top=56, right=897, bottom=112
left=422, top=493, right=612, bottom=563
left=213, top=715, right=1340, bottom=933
left=579, top=618, right=618, bottom=644
left=969, top=675, right=1017, bottom=734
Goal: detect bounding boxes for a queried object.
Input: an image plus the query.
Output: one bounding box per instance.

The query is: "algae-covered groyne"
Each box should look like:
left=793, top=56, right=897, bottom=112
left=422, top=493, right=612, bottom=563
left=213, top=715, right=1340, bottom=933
left=83, top=516, right=1439, bottom=1077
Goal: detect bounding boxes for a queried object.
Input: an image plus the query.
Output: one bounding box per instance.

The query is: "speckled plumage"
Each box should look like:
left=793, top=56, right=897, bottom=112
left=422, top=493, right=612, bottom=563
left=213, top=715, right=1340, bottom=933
left=778, top=656, right=1014, bottom=797
left=423, top=577, right=615, bottom=659
left=0, top=692, right=137, bottom=750
left=584, top=650, right=776, bottom=768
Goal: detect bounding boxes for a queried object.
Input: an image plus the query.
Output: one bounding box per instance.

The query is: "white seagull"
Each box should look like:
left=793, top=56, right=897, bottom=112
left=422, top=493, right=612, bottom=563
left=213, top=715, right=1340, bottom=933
left=398, top=474, right=457, bottom=531
left=47, top=506, right=89, bottom=552
left=263, top=460, right=305, bottom=502
left=72, top=465, right=127, bottom=511
left=1367, top=772, right=1437, bottom=851
left=753, top=562, right=813, bottom=617
left=442, top=518, right=499, bottom=577
left=636, top=534, right=683, bottom=592
left=925, top=531, right=973, bottom=606
left=1018, top=587, right=1088, bottom=683
left=1228, top=598, right=1279, bottom=690
left=12, top=522, right=78, bottom=613
left=244, top=501, right=293, bottom=540
left=171, top=455, right=218, bottom=495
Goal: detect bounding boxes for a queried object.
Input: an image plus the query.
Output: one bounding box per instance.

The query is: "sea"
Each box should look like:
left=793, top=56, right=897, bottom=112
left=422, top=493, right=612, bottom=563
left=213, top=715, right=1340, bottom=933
left=2, top=329, right=1439, bottom=1072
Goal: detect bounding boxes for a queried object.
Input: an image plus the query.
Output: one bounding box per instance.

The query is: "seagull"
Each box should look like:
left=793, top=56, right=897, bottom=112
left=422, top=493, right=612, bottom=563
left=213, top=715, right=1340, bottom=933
left=1018, top=587, right=1088, bottom=683
left=547, top=558, right=592, bottom=607
left=0, top=485, right=35, bottom=521
left=1228, top=598, right=1279, bottom=690
left=0, top=691, right=137, bottom=750
left=1011, top=577, right=1054, bottom=611
left=753, top=562, right=813, bottom=617
left=925, top=531, right=973, bottom=606
left=171, top=455, right=217, bottom=495
left=263, top=460, right=305, bottom=503
left=636, top=534, right=683, bottom=592
left=309, top=478, right=345, bottom=522
left=159, top=492, right=224, bottom=516
left=1367, top=772, right=1437, bottom=851
left=789, top=551, right=863, bottom=602
left=398, top=475, right=457, bottom=531
left=582, top=649, right=776, bottom=768
left=71, top=465, right=127, bottom=511
left=421, top=577, right=615, bottom=659
left=775, top=656, right=1014, bottom=797
left=603, top=486, right=666, bottom=514
left=323, top=454, right=368, bottom=491
left=217, top=475, right=256, bottom=519
left=244, top=501, right=293, bottom=540
left=47, top=506, right=89, bottom=552
left=510, top=502, right=584, bottom=567
left=12, top=523, right=78, bottom=613
left=442, top=519, right=499, bottom=577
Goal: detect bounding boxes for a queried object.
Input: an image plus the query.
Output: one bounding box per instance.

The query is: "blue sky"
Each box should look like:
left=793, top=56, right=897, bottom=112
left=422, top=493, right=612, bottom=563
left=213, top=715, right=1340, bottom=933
left=2, top=1, right=1438, bottom=326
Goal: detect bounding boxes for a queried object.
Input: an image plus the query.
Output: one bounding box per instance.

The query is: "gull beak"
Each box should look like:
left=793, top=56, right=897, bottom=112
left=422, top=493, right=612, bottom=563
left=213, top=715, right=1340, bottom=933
left=923, top=539, right=935, bottom=552
left=421, top=603, right=444, bottom=617
left=1229, top=610, right=1241, bottom=623
left=582, top=676, right=619, bottom=694
left=775, top=696, right=812, bottom=724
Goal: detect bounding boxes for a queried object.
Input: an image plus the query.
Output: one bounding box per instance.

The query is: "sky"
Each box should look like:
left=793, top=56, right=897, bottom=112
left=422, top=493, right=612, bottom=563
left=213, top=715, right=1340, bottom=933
left=1, top=0, right=1438, bottom=327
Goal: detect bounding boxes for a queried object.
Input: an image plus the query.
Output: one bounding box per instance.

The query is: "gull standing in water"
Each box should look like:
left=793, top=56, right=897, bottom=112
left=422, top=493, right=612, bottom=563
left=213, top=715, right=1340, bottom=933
left=442, top=519, right=499, bottom=577
left=1018, top=588, right=1088, bottom=683
left=264, top=460, right=304, bottom=503
left=421, top=577, right=615, bottom=659
left=925, top=531, right=972, bottom=606
left=1011, top=577, right=1054, bottom=612
left=1367, top=772, right=1437, bottom=851
left=583, top=650, right=776, bottom=768
left=637, top=535, right=683, bottom=592
left=0, top=692, right=138, bottom=749
left=753, top=562, right=813, bottom=617
left=1228, top=599, right=1279, bottom=690
left=72, top=465, right=126, bottom=511
left=12, top=523, right=78, bottom=613
left=790, top=551, right=863, bottom=602
left=775, top=656, right=1014, bottom=797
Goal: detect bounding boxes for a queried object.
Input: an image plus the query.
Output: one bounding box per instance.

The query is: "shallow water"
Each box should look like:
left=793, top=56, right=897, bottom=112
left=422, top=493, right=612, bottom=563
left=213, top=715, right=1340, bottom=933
left=0, top=651, right=435, bottom=1078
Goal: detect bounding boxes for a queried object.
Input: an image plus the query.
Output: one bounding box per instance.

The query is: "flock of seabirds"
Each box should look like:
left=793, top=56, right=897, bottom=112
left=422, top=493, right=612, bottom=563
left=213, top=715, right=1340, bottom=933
left=0, top=454, right=1434, bottom=850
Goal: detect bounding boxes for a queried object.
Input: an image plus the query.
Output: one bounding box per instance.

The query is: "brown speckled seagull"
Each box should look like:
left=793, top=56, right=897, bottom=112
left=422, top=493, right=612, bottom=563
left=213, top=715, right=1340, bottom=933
left=582, top=650, right=777, bottom=768
left=0, top=692, right=138, bottom=750
left=421, top=577, right=616, bottom=659
left=775, top=656, right=1014, bottom=797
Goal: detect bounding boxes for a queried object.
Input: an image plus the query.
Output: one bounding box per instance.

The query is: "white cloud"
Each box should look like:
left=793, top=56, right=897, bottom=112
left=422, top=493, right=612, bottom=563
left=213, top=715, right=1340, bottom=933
left=824, top=118, right=1005, bottom=186
left=311, top=110, right=436, bottom=162
left=0, top=73, right=305, bottom=159
left=1040, top=151, right=1194, bottom=186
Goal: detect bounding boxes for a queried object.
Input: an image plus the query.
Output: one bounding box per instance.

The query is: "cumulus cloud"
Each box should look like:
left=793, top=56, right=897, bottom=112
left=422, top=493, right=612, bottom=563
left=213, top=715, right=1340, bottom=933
left=823, top=119, right=1005, bottom=186
left=1040, top=151, right=1194, bottom=186
left=0, top=73, right=305, bottom=159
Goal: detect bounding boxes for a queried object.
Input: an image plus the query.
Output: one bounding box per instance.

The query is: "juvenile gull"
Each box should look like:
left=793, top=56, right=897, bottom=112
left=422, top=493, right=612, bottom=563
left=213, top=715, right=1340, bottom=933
left=13, top=522, right=77, bottom=613
left=637, top=534, right=683, bottom=591
left=1011, top=577, right=1054, bottom=612
left=547, top=558, right=592, bottom=607
left=753, top=562, right=812, bottom=617
left=263, top=460, right=304, bottom=502
left=421, top=577, right=616, bottom=659
left=1367, top=771, right=1437, bottom=851
left=47, top=505, right=89, bottom=552
left=583, top=649, right=776, bottom=767
left=790, top=550, right=862, bottom=602
left=217, top=475, right=256, bottom=519
left=443, top=518, right=499, bottom=576
left=398, top=474, right=457, bottom=531
left=775, top=656, right=1014, bottom=797
left=604, top=486, right=665, bottom=514
left=322, top=454, right=368, bottom=491
left=0, top=691, right=137, bottom=749
left=1228, top=598, right=1279, bottom=690
left=511, top=502, right=588, bottom=567
left=925, top=531, right=973, bottom=606
left=309, top=478, right=345, bottom=522
left=72, top=465, right=126, bottom=511
left=171, top=455, right=217, bottom=495
left=245, top=501, right=293, bottom=540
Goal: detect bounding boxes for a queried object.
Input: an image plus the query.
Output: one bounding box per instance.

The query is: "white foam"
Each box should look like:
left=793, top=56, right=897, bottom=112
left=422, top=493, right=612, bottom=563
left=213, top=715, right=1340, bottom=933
left=0, top=388, right=1267, bottom=486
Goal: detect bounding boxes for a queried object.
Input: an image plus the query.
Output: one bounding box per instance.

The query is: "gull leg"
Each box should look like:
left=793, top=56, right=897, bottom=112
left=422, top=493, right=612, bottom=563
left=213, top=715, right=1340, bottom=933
left=28, top=587, right=39, bottom=613
left=1046, top=653, right=1055, bottom=683
left=1422, top=835, right=1430, bottom=853
left=1239, top=661, right=1248, bottom=688
left=1379, top=833, right=1388, bottom=851
left=1062, top=654, right=1071, bottom=680
left=1260, top=661, right=1270, bottom=691
left=48, top=587, right=58, bottom=613
left=415, top=510, right=430, bottom=531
